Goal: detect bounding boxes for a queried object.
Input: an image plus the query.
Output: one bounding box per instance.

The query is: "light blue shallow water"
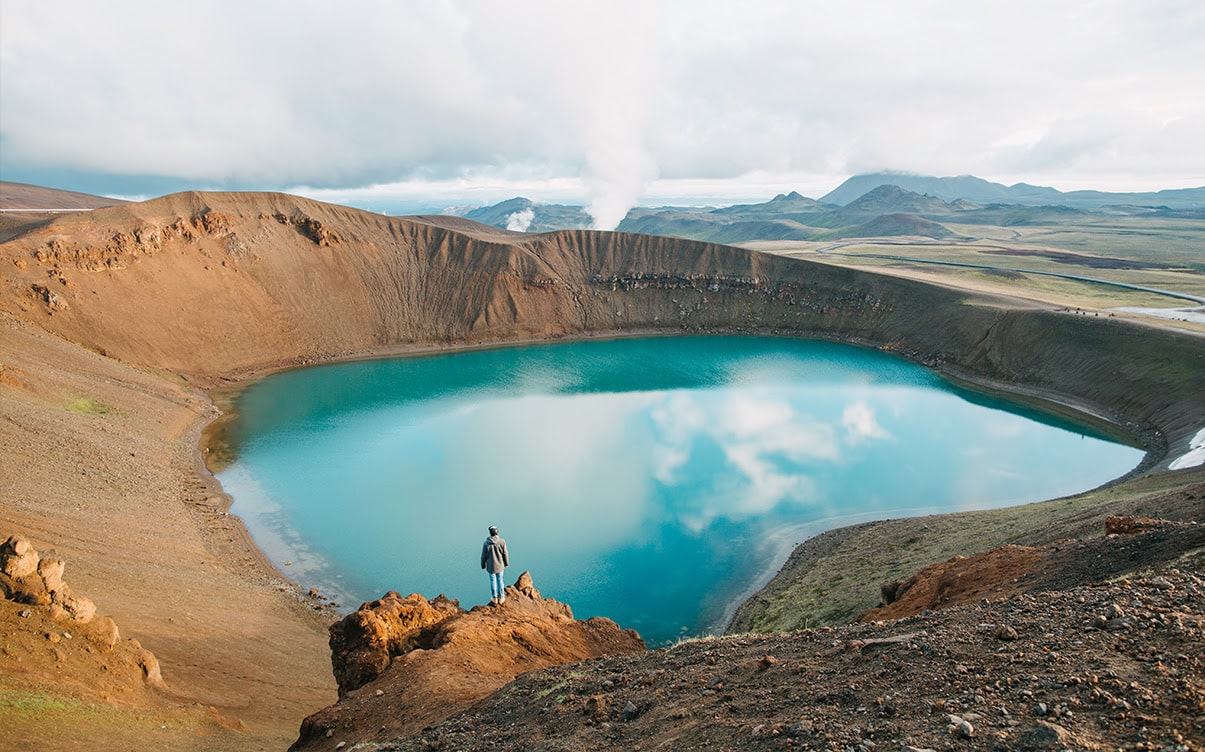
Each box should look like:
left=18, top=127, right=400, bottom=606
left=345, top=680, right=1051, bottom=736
left=218, top=336, right=1141, bottom=645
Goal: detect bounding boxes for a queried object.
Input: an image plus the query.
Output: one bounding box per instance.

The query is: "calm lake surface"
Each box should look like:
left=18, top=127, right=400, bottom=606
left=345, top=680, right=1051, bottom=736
left=218, top=336, right=1141, bottom=645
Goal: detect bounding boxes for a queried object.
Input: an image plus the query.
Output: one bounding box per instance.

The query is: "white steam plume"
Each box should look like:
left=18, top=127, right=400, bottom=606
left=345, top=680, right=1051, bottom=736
left=530, top=2, right=662, bottom=231
left=579, top=59, right=661, bottom=230
left=505, top=207, right=535, bottom=232
left=582, top=110, right=659, bottom=230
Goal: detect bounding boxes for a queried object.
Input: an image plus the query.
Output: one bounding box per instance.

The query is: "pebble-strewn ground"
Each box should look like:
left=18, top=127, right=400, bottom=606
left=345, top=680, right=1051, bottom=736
left=373, top=562, right=1203, bottom=752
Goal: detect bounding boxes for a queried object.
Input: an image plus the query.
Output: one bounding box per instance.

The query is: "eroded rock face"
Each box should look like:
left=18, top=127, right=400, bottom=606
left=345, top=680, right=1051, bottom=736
left=293, top=571, right=645, bottom=751
left=2, top=535, right=39, bottom=579
left=0, top=534, right=165, bottom=693
left=1105, top=514, right=1177, bottom=535
left=1, top=535, right=95, bottom=619
left=37, top=556, right=65, bottom=595
left=329, top=591, right=464, bottom=695
left=861, top=545, right=1045, bottom=622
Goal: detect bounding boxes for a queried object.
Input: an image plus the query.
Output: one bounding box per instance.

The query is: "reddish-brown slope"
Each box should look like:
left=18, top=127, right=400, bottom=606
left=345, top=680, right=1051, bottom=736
left=0, top=181, right=128, bottom=211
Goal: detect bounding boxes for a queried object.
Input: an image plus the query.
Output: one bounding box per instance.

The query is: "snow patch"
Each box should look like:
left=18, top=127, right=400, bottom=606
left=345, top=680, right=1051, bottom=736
left=1113, top=306, right=1205, bottom=324
left=1169, top=426, right=1205, bottom=470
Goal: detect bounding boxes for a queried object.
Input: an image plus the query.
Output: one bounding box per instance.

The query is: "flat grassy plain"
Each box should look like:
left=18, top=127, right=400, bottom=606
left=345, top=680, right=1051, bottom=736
left=744, top=214, right=1205, bottom=328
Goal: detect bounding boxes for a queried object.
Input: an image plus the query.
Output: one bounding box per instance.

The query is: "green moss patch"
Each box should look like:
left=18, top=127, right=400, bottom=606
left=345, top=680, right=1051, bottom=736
left=65, top=397, right=114, bottom=415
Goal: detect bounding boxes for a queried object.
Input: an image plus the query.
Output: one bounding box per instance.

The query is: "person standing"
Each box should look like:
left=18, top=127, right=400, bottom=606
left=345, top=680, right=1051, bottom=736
left=480, top=525, right=509, bottom=604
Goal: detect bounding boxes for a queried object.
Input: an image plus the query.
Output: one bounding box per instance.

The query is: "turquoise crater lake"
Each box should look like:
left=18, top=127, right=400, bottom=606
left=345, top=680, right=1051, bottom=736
left=218, top=336, right=1141, bottom=645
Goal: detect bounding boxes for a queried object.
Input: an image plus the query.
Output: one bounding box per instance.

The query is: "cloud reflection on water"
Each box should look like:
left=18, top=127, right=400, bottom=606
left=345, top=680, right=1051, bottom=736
left=220, top=337, right=1141, bottom=644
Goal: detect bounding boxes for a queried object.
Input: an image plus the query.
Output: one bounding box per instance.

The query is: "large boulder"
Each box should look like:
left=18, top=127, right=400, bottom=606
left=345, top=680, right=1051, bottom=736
left=0, top=536, right=98, bottom=622
left=52, top=583, right=97, bottom=623
left=37, top=556, right=66, bottom=596
left=1, top=535, right=39, bottom=578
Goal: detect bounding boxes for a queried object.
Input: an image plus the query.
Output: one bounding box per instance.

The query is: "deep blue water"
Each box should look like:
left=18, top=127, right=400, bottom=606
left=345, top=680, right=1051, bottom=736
left=217, top=336, right=1141, bottom=645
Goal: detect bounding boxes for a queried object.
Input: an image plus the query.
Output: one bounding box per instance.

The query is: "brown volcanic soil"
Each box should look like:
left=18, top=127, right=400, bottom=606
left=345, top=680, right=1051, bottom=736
left=0, top=317, right=336, bottom=750
left=0, top=190, right=1202, bottom=750
left=0, top=181, right=128, bottom=211
left=371, top=560, right=1205, bottom=752
left=292, top=520, right=1204, bottom=752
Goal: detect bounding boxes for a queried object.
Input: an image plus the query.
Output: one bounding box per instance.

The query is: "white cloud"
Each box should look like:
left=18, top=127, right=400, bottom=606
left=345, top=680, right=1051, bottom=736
left=431, top=391, right=655, bottom=552
left=505, top=208, right=535, bottom=232
left=841, top=402, right=890, bottom=445
left=648, top=388, right=838, bottom=529
left=3, top=0, right=1202, bottom=221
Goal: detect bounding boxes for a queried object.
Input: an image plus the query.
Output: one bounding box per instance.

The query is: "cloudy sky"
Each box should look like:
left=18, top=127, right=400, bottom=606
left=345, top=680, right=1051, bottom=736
left=2, top=1, right=1202, bottom=226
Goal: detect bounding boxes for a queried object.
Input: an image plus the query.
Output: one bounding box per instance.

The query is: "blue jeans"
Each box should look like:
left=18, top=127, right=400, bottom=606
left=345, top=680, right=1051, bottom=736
left=489, top=571, right=504, bottom=600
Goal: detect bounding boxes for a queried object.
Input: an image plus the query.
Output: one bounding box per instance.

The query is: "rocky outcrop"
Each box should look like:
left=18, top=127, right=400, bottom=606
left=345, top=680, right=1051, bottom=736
left=859, top=516, right=1205, bottom=623
left=29, top=282, right=68, bottom=312
left=0, top=534, right=164, bottom=690
left=1104, top=514, right=1180, bottom=535
left=328, top=590, right=463, bottom=695
left=861, top=544, right=1046, bottom=622
left=2, top=534, right=99, bottom=622
left=356, top=565, right=1205, bottom=751
left=292, top=571, right=645, bottom=751
left=29, top=209, right=237, bottom=273
left=272, top=210, right=341, bottom=246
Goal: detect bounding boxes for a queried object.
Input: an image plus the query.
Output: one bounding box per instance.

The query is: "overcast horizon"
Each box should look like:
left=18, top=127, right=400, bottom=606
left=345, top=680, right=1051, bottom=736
left=2, top=1, right=1203, bottom=225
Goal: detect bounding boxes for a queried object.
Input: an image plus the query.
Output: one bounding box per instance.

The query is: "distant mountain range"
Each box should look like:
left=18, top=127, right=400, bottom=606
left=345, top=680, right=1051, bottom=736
left=462, top=197, right=593, bottom=232
left=450, top=173, right=1205, bottom=244
left=819, top=172, right=1205, bottom=210
left=6, top=174, right=1202, bottom=247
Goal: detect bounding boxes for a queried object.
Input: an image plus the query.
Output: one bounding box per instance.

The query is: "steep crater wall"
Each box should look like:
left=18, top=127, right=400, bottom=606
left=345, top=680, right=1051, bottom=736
left=2, top=191, right=1202, bottom=467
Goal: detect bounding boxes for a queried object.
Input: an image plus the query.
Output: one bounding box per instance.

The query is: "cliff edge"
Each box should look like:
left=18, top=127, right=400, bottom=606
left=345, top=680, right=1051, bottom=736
left=291, top=572, right=644, bottom=751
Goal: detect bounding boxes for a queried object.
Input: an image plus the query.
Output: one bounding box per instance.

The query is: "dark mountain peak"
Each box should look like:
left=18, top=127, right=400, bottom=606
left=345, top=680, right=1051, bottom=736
left=485, top=197, right=535, bottom=213
left=766, top=190, right=819, bottom=206
left=851, top=184, right=915, bottom=201
left=844, top=184, right=951, bottom=214
left=711, top=191, right=823, bottom=217
left=461, top=197, right=591, bottom=233
left=835, top=212, right=954, bottom=240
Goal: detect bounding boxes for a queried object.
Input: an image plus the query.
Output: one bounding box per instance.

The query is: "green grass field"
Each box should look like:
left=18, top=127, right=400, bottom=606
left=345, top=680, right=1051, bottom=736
left=745, top=214, right=1205, bottom=322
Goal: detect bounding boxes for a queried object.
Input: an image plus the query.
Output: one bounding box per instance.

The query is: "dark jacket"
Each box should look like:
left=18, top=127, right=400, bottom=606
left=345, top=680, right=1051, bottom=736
left=481, top=534, right=509, bottom=573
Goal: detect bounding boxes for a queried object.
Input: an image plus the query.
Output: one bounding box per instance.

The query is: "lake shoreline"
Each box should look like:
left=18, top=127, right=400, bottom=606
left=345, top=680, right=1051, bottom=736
left=195, top=328, right=1152, bottom=646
